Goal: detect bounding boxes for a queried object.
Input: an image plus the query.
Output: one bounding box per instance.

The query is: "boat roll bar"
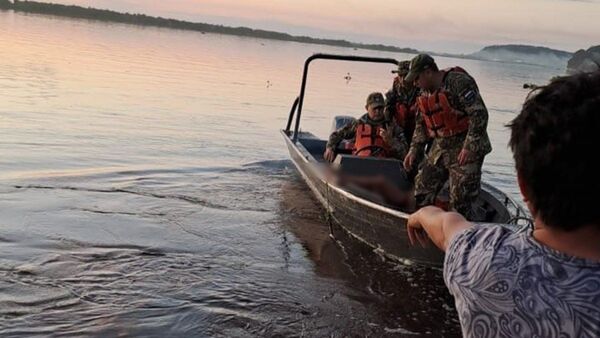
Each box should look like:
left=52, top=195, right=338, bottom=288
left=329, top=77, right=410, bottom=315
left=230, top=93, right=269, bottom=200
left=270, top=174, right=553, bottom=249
left=285, top=53, right=400, bottom=142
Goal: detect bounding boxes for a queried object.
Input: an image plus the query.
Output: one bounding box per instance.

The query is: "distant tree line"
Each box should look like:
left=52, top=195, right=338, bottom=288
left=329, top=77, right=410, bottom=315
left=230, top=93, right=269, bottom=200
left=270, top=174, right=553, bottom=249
left=0, top=0, right=13, bottom=8
left=481, top=45, right=572, bottom=58
left=0, top=0, right=418, bottom=54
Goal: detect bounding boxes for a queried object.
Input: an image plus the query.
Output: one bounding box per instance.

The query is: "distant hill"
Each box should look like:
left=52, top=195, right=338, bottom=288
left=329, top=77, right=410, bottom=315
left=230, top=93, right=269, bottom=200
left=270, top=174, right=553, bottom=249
left=0, top=0, right=418, bottom=54
left=567, top=45, right=600, bottom=74
left=469, top=44, right=573, bottom=67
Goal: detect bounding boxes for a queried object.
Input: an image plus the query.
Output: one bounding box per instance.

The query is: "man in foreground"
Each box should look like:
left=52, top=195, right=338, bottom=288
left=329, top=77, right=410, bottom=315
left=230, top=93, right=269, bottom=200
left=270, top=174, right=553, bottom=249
left=407, top=72, right=600, bottom=337
left=404, top=54, right=491, bottom=219
left=324, top=92, right=408, bottom=162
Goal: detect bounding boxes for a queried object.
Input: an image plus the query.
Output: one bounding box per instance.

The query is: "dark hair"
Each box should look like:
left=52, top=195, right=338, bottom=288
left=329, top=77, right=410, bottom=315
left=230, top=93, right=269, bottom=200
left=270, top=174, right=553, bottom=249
left=430, top=62, right=439, bottom=72
left=508, top=71, right=600, bottom=230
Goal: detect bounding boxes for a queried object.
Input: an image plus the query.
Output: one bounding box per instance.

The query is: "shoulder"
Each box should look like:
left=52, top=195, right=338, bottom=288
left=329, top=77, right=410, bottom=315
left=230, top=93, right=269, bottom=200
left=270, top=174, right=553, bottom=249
left=446, top=224, right=515, bottom=256
left=444, top=225, right=523, bottom=286
left=454, top=223, right=516, bottom=245
left=446, top=223, right=519, bottom=256
left=358, top=113, right=369, bottom=122
left=444, top=70, right=480, bottom=103
left=445, top=69, right=477, bottom=88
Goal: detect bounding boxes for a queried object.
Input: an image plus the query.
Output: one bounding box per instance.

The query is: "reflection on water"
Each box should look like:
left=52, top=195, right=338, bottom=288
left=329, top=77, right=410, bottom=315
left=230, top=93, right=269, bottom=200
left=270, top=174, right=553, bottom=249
left=1, top=10, right=557, bottom=336
left=1, top=161, right=458, bottom=336
left=280, top=178, right=461, bottom=336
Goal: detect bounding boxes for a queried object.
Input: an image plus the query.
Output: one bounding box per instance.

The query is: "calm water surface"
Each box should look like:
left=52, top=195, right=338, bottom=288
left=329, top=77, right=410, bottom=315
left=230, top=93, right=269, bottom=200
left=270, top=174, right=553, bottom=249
left=1, top=11, right=558, bottom=337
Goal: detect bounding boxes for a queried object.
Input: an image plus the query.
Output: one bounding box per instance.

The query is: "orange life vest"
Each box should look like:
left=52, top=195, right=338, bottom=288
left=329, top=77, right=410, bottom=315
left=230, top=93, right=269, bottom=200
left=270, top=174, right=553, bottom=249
left=394, top=101, right=417, bottom=142
left=353, top=122, right=390, bottom=157
left=417, top=67, right=471, bottom=138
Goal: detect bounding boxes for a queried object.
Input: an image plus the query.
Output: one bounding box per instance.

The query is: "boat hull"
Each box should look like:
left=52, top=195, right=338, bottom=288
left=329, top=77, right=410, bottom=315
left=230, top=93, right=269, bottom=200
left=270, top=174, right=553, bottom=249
left=282, top=130, right=445, bottom=266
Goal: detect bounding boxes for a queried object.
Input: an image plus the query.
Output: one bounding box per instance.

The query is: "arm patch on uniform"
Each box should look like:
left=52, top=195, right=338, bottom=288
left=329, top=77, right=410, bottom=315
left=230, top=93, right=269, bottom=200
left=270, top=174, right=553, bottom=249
left=462, top=89, right=477, bottom=103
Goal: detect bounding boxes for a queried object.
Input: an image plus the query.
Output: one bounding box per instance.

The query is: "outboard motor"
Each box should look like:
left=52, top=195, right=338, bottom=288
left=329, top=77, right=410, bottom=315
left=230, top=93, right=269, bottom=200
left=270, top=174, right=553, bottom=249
left=330, top=115, right=356, bottom=133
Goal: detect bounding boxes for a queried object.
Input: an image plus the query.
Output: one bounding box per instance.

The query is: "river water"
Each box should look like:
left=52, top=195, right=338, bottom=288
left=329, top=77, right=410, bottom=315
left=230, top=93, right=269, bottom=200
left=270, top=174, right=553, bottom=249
left=1, top=10, right=559, bottom=337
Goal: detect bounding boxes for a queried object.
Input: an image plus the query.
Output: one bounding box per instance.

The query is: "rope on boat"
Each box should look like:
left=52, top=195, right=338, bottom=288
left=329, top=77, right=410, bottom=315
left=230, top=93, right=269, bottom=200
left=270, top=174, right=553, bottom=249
left=325, top=179, right=334, bottom=234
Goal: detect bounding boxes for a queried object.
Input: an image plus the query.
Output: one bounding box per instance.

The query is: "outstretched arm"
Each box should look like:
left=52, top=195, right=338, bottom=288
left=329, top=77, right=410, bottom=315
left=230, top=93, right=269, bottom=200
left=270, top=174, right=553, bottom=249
left=406, top=206, right=473, bottom=251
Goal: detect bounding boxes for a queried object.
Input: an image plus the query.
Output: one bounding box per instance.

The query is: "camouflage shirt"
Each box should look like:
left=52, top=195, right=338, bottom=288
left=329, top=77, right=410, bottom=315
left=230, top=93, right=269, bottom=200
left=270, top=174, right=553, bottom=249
left=326, top=114, right=409, bottom=160
left=410, top=70, right=492, bottom=161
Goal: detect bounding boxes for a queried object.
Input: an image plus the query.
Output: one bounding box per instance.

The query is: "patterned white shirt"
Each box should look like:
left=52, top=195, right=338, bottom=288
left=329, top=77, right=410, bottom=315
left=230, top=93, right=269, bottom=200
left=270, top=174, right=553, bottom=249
left=444, top=224, right=600, bottom=338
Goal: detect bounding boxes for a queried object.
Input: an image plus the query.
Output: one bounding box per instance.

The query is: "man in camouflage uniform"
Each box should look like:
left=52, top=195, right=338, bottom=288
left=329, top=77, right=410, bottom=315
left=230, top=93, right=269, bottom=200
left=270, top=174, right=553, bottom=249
left=385, top=60, right=421, bottom=144
left=324, top=92, right=408, bottom=162
left=403, top=54, right=492, bottom=219
left=385, top=60, right=422, bottom=177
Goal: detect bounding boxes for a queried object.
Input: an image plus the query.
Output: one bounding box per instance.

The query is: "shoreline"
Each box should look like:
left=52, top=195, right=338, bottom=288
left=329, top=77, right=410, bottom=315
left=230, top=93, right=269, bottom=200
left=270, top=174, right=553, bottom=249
left=0, top=0, right=421, bottom=55
left=0, top=0, right=568, bottom=69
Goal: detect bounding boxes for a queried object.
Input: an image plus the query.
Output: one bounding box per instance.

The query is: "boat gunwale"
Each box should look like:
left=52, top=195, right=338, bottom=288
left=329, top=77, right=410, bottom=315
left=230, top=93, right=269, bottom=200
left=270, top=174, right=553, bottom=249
left=282, top=129, right=526, bottom=221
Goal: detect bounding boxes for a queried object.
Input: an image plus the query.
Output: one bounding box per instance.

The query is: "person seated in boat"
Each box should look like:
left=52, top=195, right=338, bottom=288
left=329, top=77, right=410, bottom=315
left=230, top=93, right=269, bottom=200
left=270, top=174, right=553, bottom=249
left=406, top=72, right=600, bottom=337
left=323, top=92, right=408, bottom=162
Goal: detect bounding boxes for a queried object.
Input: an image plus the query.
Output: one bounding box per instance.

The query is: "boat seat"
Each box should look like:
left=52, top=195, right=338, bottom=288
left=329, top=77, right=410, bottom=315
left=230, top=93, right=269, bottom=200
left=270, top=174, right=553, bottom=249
left=298, top=138, right=327, bottom=161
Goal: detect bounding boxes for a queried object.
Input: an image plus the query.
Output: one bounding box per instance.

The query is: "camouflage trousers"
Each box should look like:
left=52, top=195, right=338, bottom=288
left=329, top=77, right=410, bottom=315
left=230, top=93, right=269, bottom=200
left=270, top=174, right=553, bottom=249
left=414, top=145, right=483, bottom=219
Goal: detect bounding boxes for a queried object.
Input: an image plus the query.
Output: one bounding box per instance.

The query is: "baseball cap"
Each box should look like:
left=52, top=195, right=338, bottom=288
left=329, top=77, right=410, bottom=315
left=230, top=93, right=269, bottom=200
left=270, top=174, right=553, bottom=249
left=366, top=92, right=385, bottom=108
left=391, top=60, right=411, bottom=76
left=405, top=54, right=436, bottom=83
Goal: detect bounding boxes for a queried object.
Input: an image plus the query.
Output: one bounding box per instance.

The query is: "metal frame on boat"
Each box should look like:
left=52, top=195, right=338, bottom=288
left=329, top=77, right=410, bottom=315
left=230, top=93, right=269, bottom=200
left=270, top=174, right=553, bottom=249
left=282, top=53, right=527, bottom=267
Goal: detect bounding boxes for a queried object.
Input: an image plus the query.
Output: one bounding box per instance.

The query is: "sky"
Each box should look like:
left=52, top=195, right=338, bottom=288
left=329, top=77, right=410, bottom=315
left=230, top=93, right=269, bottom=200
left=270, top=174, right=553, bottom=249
left=35, top=0, right=600, bottom=54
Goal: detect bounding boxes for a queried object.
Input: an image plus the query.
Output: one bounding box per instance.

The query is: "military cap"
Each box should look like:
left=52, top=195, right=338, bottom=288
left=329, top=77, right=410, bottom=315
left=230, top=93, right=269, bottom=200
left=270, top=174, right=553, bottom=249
left=405, top=54, right=436, bottom=83
left=391, top=60, right=411, bottom=75
left=366, top=92, right=385, bottom=108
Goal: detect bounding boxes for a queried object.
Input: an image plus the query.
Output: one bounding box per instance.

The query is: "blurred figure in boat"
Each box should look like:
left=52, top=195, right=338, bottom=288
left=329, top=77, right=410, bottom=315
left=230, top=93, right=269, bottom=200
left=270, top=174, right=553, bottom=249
left=323, top=167, right=414, bottom=209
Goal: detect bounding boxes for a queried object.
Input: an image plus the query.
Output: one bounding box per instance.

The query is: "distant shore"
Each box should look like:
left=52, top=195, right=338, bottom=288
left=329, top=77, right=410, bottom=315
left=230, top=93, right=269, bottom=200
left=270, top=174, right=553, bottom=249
left=0, top=0, right=420, bottom=55
left=0, top=0, right=574, bottom=68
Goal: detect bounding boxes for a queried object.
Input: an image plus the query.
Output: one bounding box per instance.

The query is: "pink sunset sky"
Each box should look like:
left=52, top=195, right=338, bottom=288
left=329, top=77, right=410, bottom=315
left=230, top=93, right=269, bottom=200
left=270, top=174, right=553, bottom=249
left=34, top=0, right=600, bottom=54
